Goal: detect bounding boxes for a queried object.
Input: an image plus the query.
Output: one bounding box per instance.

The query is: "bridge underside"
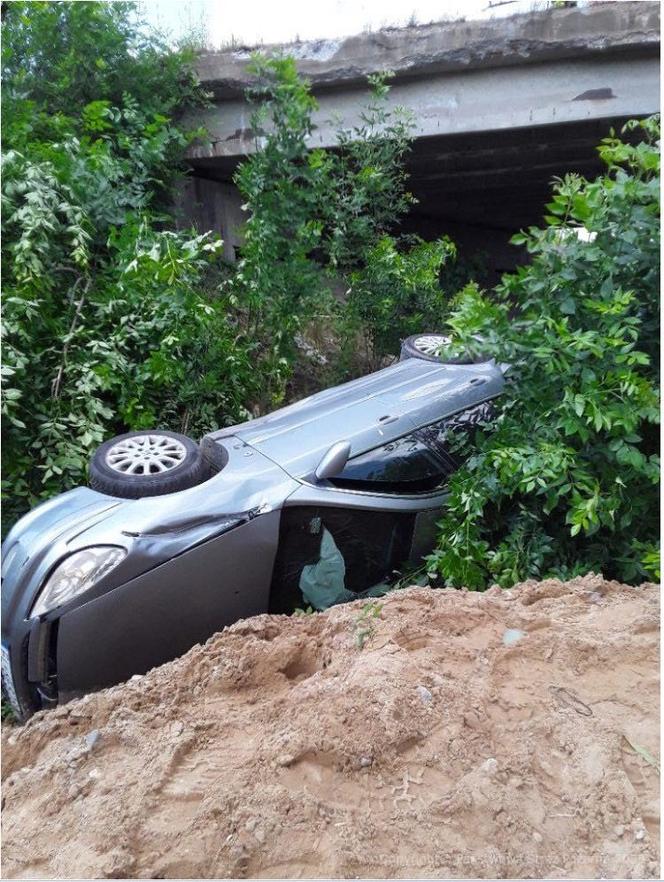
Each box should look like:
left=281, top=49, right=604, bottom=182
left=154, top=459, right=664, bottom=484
left=184, top=112, right=638, bottom=282
left=400, top=113, right=637, bottom=282
left=182, top=2, right=658, bottom=278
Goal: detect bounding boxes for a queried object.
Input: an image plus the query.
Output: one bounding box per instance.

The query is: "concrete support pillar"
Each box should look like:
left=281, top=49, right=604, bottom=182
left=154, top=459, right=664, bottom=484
left=174, top=176, right=245, bottom=261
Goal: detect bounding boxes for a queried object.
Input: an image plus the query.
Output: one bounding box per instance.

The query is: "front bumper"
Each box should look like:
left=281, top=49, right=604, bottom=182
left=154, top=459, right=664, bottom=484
left=2, top=488, right=127, bottom=719
left=1, top=621, right=56, bottom=719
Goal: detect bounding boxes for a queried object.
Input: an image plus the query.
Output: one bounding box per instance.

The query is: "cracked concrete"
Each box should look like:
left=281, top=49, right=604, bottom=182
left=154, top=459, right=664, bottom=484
left=195, top=2, right=660, bottom=98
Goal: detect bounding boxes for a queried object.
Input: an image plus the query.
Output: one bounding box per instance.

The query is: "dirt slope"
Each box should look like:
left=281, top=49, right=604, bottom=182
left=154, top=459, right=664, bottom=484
left=1, top=575, right=660, bottom=879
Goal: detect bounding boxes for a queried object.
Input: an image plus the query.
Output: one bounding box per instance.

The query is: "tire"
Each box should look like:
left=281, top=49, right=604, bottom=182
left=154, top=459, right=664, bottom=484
left=89, top=430, right=208, bottom=499
left=399, top=332, right=485, bottom=365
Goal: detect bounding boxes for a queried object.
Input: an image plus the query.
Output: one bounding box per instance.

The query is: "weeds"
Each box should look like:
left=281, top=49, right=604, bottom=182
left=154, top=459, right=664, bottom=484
left=353, top=601, right=383, bottom=649
left=293, top=606, right=315, bottom=616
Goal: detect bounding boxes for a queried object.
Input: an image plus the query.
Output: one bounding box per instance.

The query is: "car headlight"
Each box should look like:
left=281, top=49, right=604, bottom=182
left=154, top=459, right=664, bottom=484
left=31, top=546, right=126, bottom=618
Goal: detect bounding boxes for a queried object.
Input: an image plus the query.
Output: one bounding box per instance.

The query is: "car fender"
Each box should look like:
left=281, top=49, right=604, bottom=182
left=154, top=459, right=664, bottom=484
left=56, top=508, right=282, bottom=698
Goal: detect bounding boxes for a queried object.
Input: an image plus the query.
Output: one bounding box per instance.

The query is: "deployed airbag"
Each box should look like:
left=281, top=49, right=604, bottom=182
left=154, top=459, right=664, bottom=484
left=299, top=528, right=389, bottom=610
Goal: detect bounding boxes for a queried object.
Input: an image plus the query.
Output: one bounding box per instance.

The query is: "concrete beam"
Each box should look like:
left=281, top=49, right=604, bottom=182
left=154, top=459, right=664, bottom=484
left=181, top=2, right=659, bottom=277
left=187, top=54, right=659, bottom=162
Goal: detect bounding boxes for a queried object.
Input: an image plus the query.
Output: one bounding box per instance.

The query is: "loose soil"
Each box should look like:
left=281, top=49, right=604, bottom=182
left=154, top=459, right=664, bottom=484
left=1, top=575, right=660, bottom=879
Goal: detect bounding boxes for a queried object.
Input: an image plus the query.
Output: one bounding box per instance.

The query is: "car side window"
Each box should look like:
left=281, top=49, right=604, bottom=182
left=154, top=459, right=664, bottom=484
left=329, top=432, right=451, bottom=494
left=329, top=401, right=494, bottom=495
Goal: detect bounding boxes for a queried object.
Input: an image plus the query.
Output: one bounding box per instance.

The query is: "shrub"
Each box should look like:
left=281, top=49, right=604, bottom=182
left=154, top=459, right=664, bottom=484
left=1, top=141, right=253, bottom=523
left=228, top=55, right=332, bottom=411
left=2, top=1, right=204, bottom=144
left=1, top=3, right=256, bottom=528
left=228, top=56, right=456, bottom=397
left=428, top=116, right=660, bottom=588
left=347, top=235, right=456, bottom=360
left=319, top=72, right=415, bottom=271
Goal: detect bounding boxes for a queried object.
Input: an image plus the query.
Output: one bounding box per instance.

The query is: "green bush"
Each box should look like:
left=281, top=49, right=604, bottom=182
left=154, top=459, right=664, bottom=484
left=428, top=116, right=660, bottom=588
left=319, top=72, right=415, bottom=271
left=347, top=235, right=455, bottom=359
left=2, top=1, right=204, bottom=146
left=1, top=3, right=257, bottom=528
left=1, top=139, right=255, bottom=524
left=227, top=56, right=456, bottom=395
left=228, top=55, right=332, bottom=412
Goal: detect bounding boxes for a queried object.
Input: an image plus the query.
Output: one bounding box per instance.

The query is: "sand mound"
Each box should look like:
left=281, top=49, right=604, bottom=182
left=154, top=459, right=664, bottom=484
left=1, top=575, right=660, bottom=879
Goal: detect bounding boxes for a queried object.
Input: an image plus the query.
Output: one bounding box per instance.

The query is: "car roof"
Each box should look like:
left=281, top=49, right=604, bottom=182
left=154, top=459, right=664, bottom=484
left=206, top=357, right=504, bottom=479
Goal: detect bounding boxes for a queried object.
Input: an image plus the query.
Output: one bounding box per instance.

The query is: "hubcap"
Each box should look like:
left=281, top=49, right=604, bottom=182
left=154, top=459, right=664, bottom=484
left=105, top=434, right=187, bottom=476
left=413, top=334, right=451, bottom=356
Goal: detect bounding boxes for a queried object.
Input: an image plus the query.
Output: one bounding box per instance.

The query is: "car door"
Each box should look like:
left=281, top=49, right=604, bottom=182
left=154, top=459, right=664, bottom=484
left=269, top=409, right=485, bottom=613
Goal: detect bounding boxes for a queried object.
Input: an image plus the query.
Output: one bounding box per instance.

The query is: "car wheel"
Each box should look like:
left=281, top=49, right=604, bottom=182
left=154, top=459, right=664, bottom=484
left=400, top=333, right=482, bottom=365
left=89, top=430, right=209, bottom=499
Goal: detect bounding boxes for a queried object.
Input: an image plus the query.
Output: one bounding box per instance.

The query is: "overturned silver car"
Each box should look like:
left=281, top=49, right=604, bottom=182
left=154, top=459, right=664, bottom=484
left=1, top=334, right=505, bottom=718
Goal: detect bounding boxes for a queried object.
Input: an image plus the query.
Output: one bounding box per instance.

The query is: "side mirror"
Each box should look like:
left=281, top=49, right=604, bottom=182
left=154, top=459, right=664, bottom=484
left=315, top=441, right=351, bottom=482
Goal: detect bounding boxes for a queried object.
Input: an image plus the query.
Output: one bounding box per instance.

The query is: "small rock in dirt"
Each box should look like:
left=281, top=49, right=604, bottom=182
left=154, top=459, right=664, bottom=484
left=84, top=729, right=101, bottom=750
left=69, top=709, right=90, bottom=721
left=614, top=824, right=625, bottom=837
left=635, top=828, right=646, bottom=841
left=481, top=758, right=498, bottom=777
left=532, top=831, right=543, bottom=844
left=88, top=769, right=101, bottom=780
left=245, top=818, right=257, bottom=832
left=130, top=674, right=143, bottom=682
left=170, top=721, right=184, bottom=737
left=359, top=755, right=373, bottom=768
left=417, top=685, right=433, bottom=704
left=254, top=829, right=265, bottom=843
left=502, top=628, right=527, bottom=646
left=463, top=712, right=481, bottom=730
left=276, top=754, right=295, bottom=767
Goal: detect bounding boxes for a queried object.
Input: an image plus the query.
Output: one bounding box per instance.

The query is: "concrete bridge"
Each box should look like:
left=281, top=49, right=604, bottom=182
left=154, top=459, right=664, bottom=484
left=181, top=1, right=660, bottom=275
